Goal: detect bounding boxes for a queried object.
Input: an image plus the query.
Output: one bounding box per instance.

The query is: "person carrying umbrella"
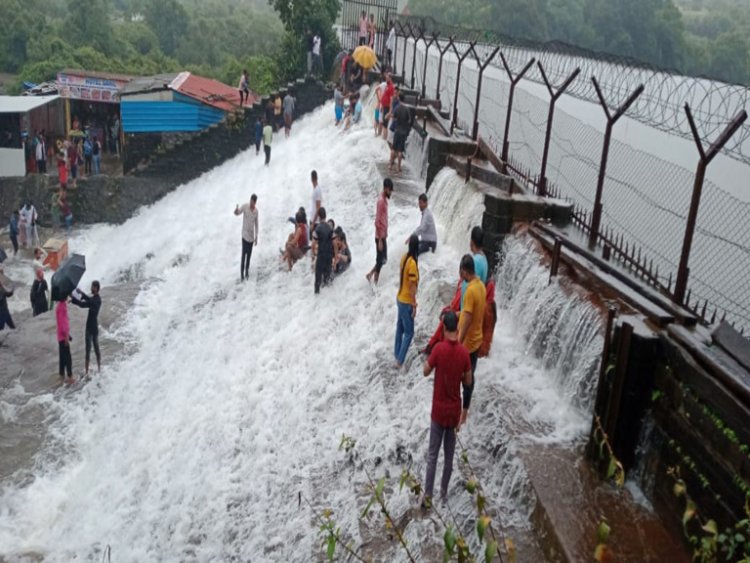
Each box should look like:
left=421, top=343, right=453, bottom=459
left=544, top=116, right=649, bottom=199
left=72, top=281, right=102, bottom=375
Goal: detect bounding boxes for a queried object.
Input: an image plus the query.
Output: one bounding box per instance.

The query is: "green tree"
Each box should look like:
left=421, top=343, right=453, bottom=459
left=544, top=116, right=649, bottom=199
left=64, top=0, right=115, bottom=55
left=144, top=0, right=189, bottom=56
left=269, top=0, right=341, bottom=79
left=219, top=54, right=279, bottom=94
left=116, top=22, right=160, bottom=56
left=708, top=31, right=750, bottom=83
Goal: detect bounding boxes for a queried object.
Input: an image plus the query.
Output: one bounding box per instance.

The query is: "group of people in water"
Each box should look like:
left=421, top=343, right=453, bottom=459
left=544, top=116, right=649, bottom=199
left=371, top=174, right=496, bottom=507
left=233, top=164, right=496, bottom=508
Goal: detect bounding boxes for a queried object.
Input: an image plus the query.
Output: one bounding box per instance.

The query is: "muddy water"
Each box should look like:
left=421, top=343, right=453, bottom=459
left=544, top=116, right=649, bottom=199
left=0, top=282, right=140, bottom=481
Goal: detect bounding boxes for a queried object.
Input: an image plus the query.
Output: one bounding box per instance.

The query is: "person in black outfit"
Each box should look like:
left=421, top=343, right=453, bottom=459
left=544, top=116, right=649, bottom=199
left=72, top=280, right=102, bottom=375
left=312, top=207, right=334, bottom=294
left=30, top=269, right=49, bottom=316
left=0, top=283, right=15, bottom=334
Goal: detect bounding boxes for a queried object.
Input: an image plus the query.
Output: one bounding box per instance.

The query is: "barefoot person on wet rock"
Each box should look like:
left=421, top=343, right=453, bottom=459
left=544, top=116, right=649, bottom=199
left=234, top=194, right=259, bottom=282
left=366, top=178, right=393, bottom=286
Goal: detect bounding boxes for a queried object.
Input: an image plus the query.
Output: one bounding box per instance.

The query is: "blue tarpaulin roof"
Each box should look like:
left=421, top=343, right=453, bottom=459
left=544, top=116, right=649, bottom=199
left=121, top=93, right=225, bottom=133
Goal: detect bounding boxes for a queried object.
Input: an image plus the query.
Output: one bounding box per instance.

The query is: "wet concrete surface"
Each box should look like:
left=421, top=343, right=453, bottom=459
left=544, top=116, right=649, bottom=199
left=0, top=282, right=140, bottom=482
left=524, top=444, right=691, bottom=562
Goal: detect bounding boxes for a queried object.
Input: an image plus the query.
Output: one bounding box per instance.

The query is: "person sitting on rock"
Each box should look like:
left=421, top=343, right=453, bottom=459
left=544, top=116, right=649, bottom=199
left=282, top=210, right=309, bottom=271
left=333, top=226, right=351, bottom=275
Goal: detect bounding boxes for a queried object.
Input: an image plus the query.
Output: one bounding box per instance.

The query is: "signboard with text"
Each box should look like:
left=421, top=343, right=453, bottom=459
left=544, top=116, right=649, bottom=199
left=56, top=72, right=129, bottom=104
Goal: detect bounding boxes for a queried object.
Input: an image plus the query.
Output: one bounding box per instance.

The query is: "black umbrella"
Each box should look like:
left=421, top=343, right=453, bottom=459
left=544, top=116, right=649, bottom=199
left=51, top=253, right=86, bottom=301
left=0, top=248, right=6, bottom=263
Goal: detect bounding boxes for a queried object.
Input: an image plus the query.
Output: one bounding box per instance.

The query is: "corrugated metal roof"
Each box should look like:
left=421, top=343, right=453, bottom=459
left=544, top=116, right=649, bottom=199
left=0, top=95, right=61, bottom=114
left=120, top=73, right=180, bottom=96
left=121, top=99, right=225, bottom=133
left=170, top=72, right=248, bottom=112
left=60, top=69, right=136, bottom=83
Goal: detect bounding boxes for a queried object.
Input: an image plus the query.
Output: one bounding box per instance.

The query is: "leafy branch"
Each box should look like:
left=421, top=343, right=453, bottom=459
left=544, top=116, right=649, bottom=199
left=592, top=415, right=625, bottom=488
left=669, top=466, right=750, bottom=562
left=298, top=491, right=369, bottom=562
left=340, top=435, right=417, bottom=563
left=455, top=432, right=514, bottom=563
left=337, top=433, right=515, bottom=563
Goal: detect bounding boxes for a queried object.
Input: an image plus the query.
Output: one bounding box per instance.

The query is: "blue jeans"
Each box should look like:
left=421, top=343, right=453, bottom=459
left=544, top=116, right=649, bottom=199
left=394, top=300, right=414, bottom=365
left=93, top=154, right=100, bottom=175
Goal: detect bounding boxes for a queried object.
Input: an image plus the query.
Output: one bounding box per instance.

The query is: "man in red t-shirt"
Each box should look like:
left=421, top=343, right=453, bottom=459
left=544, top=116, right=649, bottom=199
left=422, top=310, right=472, bottom=507
left=380, top=74, right=395, bottom=140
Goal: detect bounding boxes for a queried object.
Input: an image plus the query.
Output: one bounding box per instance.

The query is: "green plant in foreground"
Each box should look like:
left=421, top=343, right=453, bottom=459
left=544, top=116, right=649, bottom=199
left=304, top=433, right=515, bottom=562
left=669, top=466, right=750, bottom=562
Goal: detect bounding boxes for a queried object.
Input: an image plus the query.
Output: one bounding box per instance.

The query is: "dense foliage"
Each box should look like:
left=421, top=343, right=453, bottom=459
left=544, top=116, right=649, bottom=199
left=406, top=0, right=750, bottom=85
left=0, top=0, right=285, bottom=94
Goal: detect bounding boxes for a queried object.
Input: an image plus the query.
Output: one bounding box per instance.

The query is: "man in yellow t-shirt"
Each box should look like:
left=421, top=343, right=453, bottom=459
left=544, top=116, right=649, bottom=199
left=458, top=254, right=485, bottom=427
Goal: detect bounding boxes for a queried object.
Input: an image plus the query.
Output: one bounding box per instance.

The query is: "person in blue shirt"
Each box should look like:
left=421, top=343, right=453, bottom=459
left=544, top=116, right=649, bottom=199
left=461, top=227, right=488, bottom=308
left=344, top=94, right=363, bottom=130
left=83, top=136, right=93, bottom=176
left=254, top=117, right=263, bottom=156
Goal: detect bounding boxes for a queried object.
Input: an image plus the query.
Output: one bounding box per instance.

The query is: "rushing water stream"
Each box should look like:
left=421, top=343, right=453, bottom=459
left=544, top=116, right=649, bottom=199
left=0, top=103, right=604, bottom=561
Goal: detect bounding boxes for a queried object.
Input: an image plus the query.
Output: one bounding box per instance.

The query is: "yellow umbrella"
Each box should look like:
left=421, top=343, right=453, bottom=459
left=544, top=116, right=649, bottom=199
left=352, top=45, right=378, bottom=70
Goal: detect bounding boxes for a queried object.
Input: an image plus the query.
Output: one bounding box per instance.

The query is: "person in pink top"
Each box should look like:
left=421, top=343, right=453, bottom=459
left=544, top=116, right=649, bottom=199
left=366, top=178, right=393, bottom=285
left=358, top=11, right=368, bottom=46
left=56, top=298, right=74, bottom=384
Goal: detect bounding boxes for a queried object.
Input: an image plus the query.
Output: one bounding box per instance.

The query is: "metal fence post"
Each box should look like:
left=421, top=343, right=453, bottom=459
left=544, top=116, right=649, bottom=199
left=499, top=53, right=535, bottom=171
left=588, top=77, right=644, bottom=249
left=410, top=30, right=423, bottom=89
left=435, top=37, right=453, bottom=101
left=394, top=21, right=406, bottom=75
left=420, top=33, right=438, bottom=98
left=449, top=40, right=476, bottom=135
left=401, top=23, right=412, bottom=81
left=537, top=63, right=580, bottom=197
left=470, top=45, right=500, bottom=141
left=673, top=105, right=747, bottom=305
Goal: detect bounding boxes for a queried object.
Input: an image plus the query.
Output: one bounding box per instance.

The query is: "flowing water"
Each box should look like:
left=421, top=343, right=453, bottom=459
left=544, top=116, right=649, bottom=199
left=0, top=104, right=604, bottom=561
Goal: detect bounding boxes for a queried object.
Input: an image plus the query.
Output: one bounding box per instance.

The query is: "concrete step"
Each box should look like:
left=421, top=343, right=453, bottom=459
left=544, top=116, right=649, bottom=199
left=525, top=445, right=690, bottom=562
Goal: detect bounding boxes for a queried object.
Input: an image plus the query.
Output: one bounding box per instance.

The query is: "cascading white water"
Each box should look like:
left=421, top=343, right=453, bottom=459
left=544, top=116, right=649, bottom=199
left=0, top=108, right=599, bottom=561
left=496, top=237, right=605, bottom=412
left=425, top=167, right=485, bottom=248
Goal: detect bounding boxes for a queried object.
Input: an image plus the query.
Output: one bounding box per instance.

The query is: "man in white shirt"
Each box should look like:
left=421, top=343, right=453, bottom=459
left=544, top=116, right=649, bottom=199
left=234, top=194, right=259, bottom=282
left=312, top=33, right=322, bottom=75
left=407, top=193, right=437, bottom=255
left=310, top=170, right=323, bottom=230
left=35, top=133, right=47, bottom=173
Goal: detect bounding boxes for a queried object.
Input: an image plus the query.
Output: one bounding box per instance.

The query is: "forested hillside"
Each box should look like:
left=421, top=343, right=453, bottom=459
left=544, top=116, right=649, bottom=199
left=0, top=0, right=284, bottom=93
left=406, top=0, right=750, bottom=85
